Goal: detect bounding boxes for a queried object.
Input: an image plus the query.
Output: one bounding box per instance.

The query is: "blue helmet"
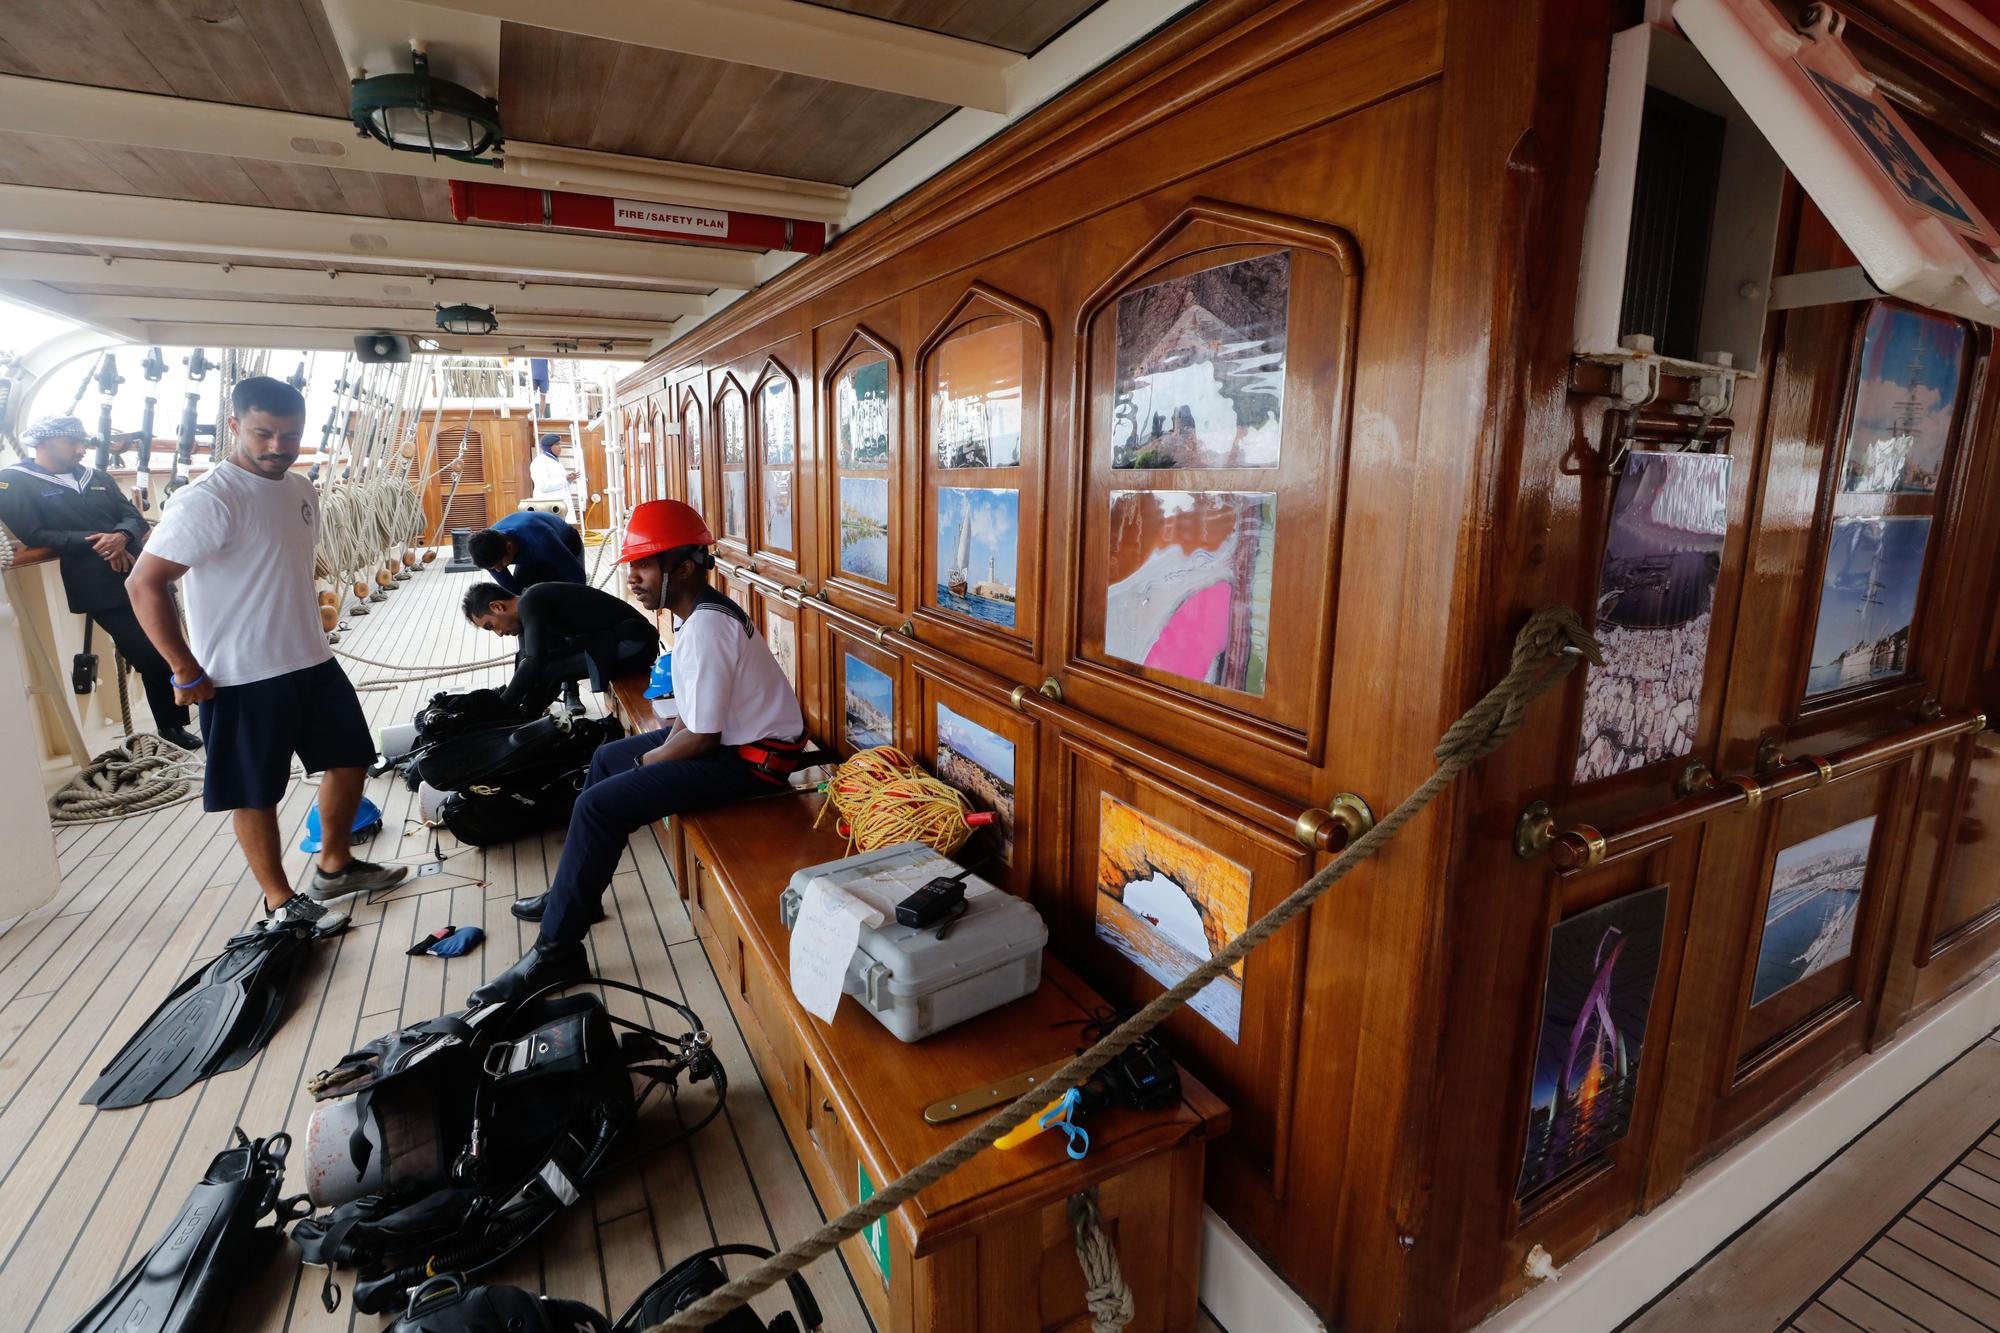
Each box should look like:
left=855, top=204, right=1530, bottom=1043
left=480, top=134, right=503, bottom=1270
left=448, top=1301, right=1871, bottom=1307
left=299, top=797, right=384, bottom=853
left=642, top=651, right=674, bottom=700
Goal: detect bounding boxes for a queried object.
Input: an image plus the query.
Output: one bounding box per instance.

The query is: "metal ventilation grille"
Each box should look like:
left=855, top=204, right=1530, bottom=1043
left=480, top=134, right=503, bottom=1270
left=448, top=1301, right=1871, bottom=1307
left=437, top=427, right=489, bottom=532
left=1621, top=87, right=1727, bottom=360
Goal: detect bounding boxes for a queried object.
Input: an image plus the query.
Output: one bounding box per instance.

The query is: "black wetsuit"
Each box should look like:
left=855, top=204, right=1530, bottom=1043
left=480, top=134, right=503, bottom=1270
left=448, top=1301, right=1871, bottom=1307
left=499, top=582, right=659, bottom=712
left=0, top=462, right=188, bottom=729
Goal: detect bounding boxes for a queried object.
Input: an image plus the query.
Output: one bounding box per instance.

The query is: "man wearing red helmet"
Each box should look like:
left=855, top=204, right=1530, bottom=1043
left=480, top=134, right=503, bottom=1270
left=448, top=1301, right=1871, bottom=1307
left=470, top=499, right=806, bottom=1005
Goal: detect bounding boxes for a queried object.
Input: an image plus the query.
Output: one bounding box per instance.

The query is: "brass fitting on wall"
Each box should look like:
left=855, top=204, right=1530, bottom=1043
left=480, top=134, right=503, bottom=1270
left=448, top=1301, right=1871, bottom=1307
left=1294, top=793, right=1376, bottom=851
left=1515, top=801, right=1555, bottom=860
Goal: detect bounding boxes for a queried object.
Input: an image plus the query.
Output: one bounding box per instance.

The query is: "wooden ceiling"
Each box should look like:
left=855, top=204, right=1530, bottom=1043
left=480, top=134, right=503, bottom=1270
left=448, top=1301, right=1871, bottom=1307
left=804, top=0, right=1106, bottom=52
left=0, top=0, right=1134, bottom=361
left=496, top=28, right=951, bottom=186
left=0, top=131, right=452, bottom=221
left=0, top=0, right=353, bottom=116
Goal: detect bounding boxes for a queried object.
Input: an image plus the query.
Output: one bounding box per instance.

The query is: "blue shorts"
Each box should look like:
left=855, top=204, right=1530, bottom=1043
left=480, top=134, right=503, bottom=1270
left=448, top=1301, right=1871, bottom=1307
left=198, top=659, right=376, bottom=812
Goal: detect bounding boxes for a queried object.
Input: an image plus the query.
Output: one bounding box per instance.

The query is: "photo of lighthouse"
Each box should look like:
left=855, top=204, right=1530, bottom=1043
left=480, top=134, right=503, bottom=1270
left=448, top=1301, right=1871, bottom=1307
left=936, top=487, right=1019, bottom=626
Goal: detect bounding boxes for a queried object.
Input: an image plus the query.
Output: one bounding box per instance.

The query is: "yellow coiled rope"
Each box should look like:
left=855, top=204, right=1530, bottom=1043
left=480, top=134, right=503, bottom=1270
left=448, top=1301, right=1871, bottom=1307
left=811, top=746, right=994, bottom=856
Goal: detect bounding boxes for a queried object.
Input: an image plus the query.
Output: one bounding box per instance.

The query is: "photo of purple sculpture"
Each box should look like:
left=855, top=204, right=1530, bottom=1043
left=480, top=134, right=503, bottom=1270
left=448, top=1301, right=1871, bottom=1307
left=1516, top=886, right=1670, bottom=1200
left=1574, top=451, right=1731, bottom=784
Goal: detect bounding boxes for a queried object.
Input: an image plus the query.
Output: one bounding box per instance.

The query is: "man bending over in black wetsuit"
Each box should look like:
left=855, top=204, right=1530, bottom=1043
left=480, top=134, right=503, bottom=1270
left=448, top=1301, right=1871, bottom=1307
left=463, top=580, right=660, bottom=715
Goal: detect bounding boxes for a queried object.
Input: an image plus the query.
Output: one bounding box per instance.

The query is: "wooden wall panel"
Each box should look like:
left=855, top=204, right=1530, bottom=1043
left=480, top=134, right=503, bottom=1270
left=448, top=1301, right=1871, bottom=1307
left=609, top=2, right=2000, bottom=1330
left=1427, top=16, right=2000, bottom=1328
left=615, top=5, right=1458, bottom=1320
left=1066, top=203, right=1357, bottom=771
left=818, top=321, right=903, bottom=618
left=1053, top=738, right=1315, bottom=1214
left=912, top=283, right=1051, bottom=673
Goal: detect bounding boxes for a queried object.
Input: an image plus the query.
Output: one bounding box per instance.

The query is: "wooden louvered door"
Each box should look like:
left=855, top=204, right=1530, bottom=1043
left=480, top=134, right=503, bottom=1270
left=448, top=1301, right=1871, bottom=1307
left=414, top=421, right=492, bottom=540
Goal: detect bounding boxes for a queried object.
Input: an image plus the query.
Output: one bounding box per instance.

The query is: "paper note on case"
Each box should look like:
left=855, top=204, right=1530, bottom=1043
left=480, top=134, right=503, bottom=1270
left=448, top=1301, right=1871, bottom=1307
left=789, top=878, right=880, bottom=1022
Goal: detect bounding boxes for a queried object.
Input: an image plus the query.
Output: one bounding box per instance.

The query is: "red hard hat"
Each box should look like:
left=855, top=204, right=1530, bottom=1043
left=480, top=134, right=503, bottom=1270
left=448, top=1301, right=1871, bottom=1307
left=619, top=499, right=715, bottom=564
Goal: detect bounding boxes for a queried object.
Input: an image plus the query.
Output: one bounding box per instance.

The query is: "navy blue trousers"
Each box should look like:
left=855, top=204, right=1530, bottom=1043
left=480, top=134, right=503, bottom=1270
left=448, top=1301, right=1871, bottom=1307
left=539, top=729, right=774, bottom=944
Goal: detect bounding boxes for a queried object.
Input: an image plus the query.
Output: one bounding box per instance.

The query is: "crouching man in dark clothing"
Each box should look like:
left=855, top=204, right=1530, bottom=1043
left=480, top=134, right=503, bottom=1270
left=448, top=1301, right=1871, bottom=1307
left=463, top=579, right=660, bottom=715
left=0, top=415, right=200, bottom=750
left=467, top=510, right=585, bottom=594
left=469, top=500, right=805, bottom=1006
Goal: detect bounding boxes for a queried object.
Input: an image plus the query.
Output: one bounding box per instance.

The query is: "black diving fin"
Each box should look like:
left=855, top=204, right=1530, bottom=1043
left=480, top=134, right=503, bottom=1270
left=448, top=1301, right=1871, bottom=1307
left=83, top=915, right=345, bottom=1110
left=62, top=1129, right=303, bottom=1333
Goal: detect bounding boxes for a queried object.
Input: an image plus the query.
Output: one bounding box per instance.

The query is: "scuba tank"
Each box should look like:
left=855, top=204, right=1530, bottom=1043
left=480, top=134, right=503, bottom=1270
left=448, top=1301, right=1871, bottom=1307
left=291, top=981, right=726, bottom=1316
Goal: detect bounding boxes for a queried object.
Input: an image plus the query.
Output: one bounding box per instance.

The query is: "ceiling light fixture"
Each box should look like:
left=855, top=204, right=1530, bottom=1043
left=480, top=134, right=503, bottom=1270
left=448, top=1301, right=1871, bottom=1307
left=436, top=303, right=499, bottom=336
left=350, top=47, right=503, bottom=165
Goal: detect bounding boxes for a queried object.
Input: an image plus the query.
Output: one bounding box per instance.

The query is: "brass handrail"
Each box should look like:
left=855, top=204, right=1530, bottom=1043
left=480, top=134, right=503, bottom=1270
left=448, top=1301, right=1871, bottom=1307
left=714, top=557, right=1374, bottom=853
left=1519, top=709, right=1988, bottom=871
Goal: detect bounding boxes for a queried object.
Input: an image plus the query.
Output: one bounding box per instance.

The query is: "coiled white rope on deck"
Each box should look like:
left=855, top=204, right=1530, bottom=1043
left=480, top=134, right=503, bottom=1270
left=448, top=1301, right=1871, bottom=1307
left=48, top=735, right=202, bottom=824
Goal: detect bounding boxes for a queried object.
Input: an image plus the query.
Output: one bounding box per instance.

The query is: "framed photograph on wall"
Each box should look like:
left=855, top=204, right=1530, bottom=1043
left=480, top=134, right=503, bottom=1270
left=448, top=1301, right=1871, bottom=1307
left=680, top=389, right=706, bottom=521
left=829, top=627, right=904, bottom=759
left=714, top=377, right=749, bottom=547
left=917, top=670, right=1034, bottom=896
left=830, top=334, right=897, bottom=595
left=1060, top=743, right=1316, bottom=1184
left=914, top=285, right=1048, bottom=661
left=1750, top=816, right=1876, bottom=1006
left=1800, top=300, right=1969, bottom=710
left=1068, top=204, right=1360, bottom=776
left=1515, top=886, right=1670, bottom=1201
left=753, top=361, right=798, bottom=564
left=1574, top=450, right=1732, bottom=784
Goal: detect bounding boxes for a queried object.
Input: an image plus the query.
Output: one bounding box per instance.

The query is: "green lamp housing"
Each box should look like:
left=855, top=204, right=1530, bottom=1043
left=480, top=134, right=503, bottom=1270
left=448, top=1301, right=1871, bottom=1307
left=350, top=50, right=503, bottom=164
left=436, top=303, right=500, bottom=336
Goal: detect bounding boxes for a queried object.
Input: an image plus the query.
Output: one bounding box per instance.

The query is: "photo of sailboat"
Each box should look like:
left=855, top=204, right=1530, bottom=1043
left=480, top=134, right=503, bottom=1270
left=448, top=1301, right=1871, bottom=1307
left=946, top=503, right=971, bottom=595
left=936, top=487, right=1017, bottom=626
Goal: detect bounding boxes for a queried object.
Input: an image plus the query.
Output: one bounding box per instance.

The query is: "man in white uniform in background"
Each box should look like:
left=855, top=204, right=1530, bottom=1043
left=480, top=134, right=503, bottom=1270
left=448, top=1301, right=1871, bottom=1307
left=127, top=376, right=407, bottom=930
left=529, top=432, right=572, bottom=514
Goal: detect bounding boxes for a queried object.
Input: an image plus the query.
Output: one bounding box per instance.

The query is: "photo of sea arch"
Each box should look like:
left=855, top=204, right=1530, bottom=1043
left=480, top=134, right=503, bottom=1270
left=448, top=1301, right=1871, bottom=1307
left=1094, top=794, right=1251, bottom=1041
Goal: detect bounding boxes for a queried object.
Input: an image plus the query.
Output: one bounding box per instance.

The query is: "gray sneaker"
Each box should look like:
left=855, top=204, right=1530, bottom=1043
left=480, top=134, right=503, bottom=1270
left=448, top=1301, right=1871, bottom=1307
left=266, top=893, right=347, bottom=935
left=308, top=858, right=409, bottom=901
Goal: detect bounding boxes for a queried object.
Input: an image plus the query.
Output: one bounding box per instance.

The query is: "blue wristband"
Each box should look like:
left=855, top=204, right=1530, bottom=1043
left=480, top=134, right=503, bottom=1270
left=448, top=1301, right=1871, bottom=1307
left=171, top=670, right=207, bottom=690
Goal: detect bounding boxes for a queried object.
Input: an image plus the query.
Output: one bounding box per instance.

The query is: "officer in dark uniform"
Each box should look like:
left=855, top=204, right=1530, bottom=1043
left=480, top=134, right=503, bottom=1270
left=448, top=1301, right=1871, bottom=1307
left=0, top=416, right=200, bottom=749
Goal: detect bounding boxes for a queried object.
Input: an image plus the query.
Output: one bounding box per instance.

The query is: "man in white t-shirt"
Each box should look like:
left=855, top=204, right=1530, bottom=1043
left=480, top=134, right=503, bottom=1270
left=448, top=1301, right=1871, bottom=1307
left=127, top=376, right=407, bottom=931
left=470, top=498, right=805, bottom=1005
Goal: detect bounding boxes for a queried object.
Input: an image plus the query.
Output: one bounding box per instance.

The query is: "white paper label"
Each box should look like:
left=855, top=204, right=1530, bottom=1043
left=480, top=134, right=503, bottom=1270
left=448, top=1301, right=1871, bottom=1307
left=789, top=878, right=879, bottom=1023
left=614, top=199, right=730, bottom=238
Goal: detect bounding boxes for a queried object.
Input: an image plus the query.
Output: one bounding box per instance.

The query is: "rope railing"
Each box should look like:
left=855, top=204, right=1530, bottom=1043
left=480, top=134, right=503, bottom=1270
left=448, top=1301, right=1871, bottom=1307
left=648, top=606, right=1603, bottom=1331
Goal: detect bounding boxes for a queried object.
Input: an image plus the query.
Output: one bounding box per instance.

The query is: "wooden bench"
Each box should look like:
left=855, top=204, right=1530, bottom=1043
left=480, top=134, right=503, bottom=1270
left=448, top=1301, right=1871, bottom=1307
left=606, top=682, right=1229, bottom=1333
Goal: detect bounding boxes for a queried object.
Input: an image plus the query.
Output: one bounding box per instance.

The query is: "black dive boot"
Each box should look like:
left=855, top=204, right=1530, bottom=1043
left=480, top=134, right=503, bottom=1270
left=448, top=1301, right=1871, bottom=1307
left=466, top=938, right=587, bottom=1008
